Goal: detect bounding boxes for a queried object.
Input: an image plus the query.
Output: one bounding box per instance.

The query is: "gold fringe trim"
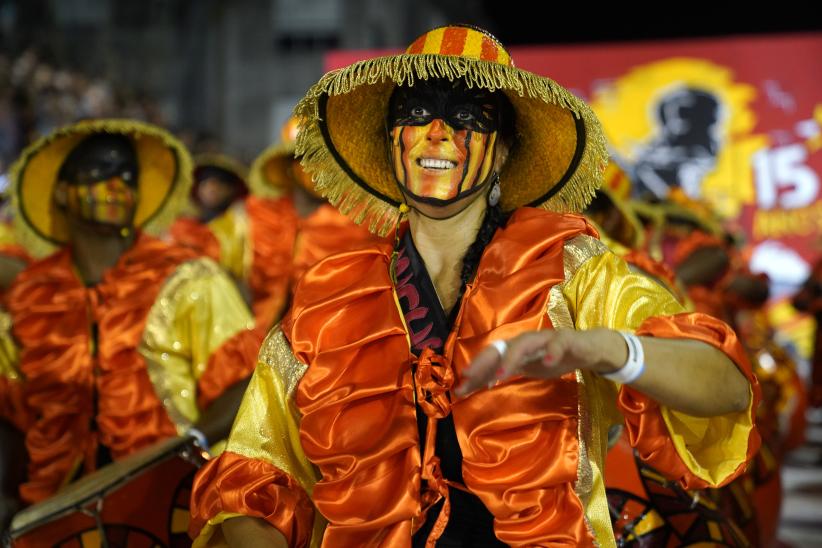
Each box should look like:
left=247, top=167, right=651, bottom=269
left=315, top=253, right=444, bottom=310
left=9, top=118, right=193, bottom=256
left=295, top=54, right=607, bottom=237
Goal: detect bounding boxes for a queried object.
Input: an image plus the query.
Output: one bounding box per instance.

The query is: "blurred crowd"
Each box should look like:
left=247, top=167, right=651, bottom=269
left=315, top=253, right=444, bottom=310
left=0, top=49, right=167, bottom=173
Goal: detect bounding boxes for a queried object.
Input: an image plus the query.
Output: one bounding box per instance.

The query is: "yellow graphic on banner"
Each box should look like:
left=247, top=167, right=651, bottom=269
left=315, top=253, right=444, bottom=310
left=592, top=58, right=769, bottom=219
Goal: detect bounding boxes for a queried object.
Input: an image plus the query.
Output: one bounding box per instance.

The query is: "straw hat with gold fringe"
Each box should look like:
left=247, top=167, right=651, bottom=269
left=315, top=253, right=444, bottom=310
left=248, top=116, right=306, bottom=199
left=10, top=119, right=192, bottom=256
left=295, top=24, right=608, bottom=237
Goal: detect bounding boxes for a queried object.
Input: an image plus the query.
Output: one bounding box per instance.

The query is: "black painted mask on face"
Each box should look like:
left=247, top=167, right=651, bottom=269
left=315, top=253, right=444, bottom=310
left=56, top=133, right=139, bottom=227
left=387, top=79, right=513, bottom=205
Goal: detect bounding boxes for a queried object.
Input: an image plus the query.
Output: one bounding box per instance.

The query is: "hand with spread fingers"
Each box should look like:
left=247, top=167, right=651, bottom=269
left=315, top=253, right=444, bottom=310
left=457, top=328, right=627, bottom=396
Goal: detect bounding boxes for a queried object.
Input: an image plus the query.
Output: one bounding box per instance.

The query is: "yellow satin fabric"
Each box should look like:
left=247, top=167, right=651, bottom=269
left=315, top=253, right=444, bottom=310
left=207, top=204, right=252, bottom=281
left=562, top=249, right=756, bottom=544
left=193, top=328, right=324, bottom=548
left=140, top=257, right=256, bottom=431
left=0, top=308, right=19, bottom=381
left=0, top=307, right=29, bottom=432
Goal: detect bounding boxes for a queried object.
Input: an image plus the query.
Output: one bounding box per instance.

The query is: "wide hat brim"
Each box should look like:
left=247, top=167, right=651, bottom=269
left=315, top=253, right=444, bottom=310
left=10, top=119, right=192, bottom=254
left=295, top=53, right=608, bottom=236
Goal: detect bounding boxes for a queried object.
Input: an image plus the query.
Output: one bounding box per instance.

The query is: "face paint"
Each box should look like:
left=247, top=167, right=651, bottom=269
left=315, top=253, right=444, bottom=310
left=57, top=133, right=140, bottom=228
left=390, top=122, right=497, bottom=201
left=388, top=80, right=504, bottom=205
left=63, top=176, right=137, bottom=226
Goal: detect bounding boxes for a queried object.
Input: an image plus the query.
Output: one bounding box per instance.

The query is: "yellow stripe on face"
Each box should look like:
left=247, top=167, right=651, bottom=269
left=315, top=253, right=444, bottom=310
left=421, top=27, right=445, bottom=55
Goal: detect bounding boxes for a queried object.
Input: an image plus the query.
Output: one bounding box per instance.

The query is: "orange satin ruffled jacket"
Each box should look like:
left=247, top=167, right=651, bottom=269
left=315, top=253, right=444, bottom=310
left=3, top=234, right=261, bottom=503
left=189, top=209, right=760, bottom=547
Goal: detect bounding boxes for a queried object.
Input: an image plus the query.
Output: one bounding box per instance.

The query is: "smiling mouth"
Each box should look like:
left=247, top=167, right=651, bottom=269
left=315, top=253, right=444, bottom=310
left=417, top=158, right=457, bottom=170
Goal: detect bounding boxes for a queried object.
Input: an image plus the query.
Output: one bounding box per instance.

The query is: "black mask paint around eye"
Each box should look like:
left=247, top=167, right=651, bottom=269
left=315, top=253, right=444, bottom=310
left=59, top=133, right=139, bottom=188
left=388, top=79, right=503, bottom=134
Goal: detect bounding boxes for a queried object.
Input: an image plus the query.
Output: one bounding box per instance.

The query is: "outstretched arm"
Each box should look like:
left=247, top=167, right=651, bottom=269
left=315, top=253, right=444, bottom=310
left=457, top=326, right=750, bottom=417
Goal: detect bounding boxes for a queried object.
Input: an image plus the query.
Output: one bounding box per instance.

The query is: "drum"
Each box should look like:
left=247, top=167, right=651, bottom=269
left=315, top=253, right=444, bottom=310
left=606, top=432, right=751, bottom=547
left=5, top=436, right=207, bottom=548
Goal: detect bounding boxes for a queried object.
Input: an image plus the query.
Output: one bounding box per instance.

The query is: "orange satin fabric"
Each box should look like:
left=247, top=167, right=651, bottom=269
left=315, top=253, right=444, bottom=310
left=618, top=312, right=761, bottom=490
left=7, top=235, right=194, bottom=503
left=189, top=450, right=315, bottom=547
left=285, top=208, right=600, bottom=546
left=196, top=326, right=265, bottom=411
left=169, top=217, right=222, bottom=263
left=291, top=204, right=380, bottom=285
left=246, top=196, right=299, bottom=329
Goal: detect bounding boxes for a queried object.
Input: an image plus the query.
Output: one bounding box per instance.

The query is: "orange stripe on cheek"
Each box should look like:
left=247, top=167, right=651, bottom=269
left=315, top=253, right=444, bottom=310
left=440, top=27, right=468, bottom=56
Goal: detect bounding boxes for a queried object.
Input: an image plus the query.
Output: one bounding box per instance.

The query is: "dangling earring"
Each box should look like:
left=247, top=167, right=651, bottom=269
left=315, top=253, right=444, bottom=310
left=488, top=173, right=501, bottom=207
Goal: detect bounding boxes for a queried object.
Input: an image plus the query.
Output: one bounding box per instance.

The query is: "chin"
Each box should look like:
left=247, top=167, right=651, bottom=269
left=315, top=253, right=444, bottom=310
left=405, top=190, right=485, bottom=220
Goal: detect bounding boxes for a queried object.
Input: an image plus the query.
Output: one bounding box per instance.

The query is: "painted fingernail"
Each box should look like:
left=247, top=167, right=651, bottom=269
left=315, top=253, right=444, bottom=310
left=542, top=354, right=554, bottom=365
left=494, top=367, right=505, bottom=379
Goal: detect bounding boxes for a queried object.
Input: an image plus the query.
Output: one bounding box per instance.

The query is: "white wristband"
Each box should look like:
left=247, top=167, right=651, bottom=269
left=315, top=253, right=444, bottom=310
left=187, top=427, right=211, bottom=453
left=601, top=331, right=645, bottom=384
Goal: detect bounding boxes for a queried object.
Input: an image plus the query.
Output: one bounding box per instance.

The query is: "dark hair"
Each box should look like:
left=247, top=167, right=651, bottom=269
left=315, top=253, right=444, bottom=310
left=452, top=199, right=509, bottom=317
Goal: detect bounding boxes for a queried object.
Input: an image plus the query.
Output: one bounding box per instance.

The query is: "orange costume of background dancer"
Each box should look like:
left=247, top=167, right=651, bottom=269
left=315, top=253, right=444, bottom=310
left=189, top=26, right=760, bottom=547
left=0, top=120, right=262, bottom=514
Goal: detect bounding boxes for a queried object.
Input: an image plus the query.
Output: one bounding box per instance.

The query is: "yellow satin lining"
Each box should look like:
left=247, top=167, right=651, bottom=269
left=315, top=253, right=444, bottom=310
left=223, top=329, right=319, bottom=496
left=563, top=251, right=755, bottom=487
left=140, top=258, right=255, bottom=431
left=661, top=387, right=755, bottom=486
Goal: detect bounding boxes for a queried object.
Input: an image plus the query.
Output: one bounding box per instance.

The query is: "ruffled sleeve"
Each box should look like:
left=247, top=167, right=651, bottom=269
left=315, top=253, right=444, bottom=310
left=189, top=328, right=322, bottom=547
left=562, top=251, right=760, bottom=489
left=140, top=258, right=261, bottom=428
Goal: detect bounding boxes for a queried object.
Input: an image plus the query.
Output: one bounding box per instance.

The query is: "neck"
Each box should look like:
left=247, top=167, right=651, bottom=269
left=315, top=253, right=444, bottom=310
left=68, top=220, right=136, bottom=285
left=409, top=195, right=488, bottom=313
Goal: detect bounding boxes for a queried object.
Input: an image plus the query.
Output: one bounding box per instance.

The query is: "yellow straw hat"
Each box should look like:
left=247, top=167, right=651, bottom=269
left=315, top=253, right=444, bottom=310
left=193, top=153, right=248, bottom=185
left=248, top=116, right=301, bottom=199
left=295, top=24, right=607, bottom=236
left=10, top=118, right=192, bottom=253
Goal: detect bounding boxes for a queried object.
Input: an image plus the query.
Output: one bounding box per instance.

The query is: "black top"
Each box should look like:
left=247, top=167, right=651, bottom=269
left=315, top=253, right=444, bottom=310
left=397, top=231, right=506, bottom=548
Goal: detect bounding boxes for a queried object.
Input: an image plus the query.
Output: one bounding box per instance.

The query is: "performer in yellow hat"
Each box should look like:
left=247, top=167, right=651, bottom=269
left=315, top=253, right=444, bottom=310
left=0, top=120, right=262, bottom=526
left=172, top=118, right=377, bottom=330
left=190, top=26, right=759, bottom=547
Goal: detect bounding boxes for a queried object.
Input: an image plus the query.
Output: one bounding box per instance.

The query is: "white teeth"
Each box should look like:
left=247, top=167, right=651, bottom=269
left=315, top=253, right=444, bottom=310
left=418, top=158, right=456, bottom=170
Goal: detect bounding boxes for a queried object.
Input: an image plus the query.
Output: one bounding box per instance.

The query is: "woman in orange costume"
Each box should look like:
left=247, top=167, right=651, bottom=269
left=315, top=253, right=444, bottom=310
left=189, top=26, right=759, bottom=547
left=0, top=120, right=262, bottom=530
